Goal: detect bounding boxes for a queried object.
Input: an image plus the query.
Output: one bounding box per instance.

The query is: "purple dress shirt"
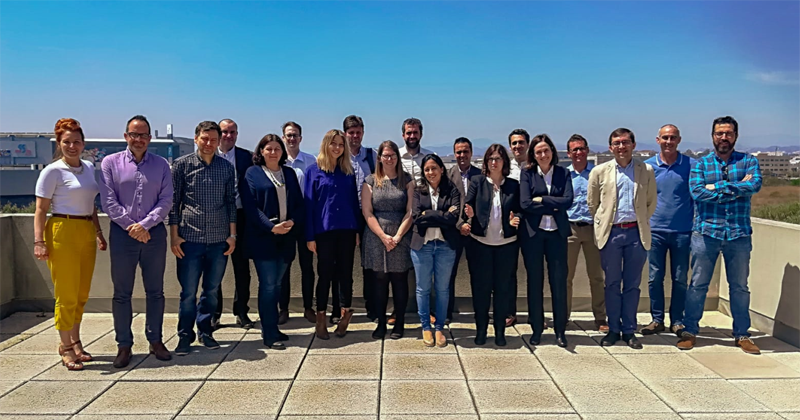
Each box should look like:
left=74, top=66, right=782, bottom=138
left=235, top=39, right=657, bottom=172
left=100, top=149, right=173, bottom=231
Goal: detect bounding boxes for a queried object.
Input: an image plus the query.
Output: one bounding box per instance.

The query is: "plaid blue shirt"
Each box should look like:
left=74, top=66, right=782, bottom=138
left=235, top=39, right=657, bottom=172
left=690, top=150, right=762, bottom=241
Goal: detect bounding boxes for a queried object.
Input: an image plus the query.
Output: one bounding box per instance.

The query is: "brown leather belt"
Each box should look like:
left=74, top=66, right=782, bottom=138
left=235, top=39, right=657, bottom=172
left=51, top=213, right=92, bottom=221
left=612, top=221, right=638, bottom=229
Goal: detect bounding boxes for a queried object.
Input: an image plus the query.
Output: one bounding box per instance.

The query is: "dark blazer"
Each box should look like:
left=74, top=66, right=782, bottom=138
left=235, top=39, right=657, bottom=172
left=234, top=146, right=255, bottom=203
left=447, top=165, right=482, bottom=229
left=241, top=165, right=304, bottom=262
left=463, top=175, right=521, bottom=239
left=410, top=179, right=461, bottom=251
left=519, top=165, right=574, bottom=239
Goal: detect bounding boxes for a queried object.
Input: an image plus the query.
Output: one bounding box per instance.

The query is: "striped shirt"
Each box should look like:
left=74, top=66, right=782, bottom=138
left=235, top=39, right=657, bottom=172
left=169, top=152, right=237, bottom=244
left=690, top=150, right=762, bottom=241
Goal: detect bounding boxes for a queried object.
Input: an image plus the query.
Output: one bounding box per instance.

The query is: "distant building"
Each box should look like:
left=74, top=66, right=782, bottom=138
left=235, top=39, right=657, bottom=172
left=755, top=152, right=793, bottom=177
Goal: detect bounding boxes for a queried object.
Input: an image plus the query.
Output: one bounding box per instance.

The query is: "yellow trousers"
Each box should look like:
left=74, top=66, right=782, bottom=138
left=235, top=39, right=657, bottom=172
left=45, top=217, right=97, bottom=331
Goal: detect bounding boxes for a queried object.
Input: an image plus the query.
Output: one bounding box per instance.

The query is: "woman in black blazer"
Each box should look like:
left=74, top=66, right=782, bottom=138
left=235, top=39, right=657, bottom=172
left=410, top=154, right=461, bottom=348
left=463, top=144, right=521, bottom=346
left=241, top=134, right=305, bottom=350
left=519, top=134, right=574, bottom=347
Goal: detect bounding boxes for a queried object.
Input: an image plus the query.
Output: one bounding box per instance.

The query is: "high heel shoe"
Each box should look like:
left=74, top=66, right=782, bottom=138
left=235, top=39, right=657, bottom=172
left=58, top=344, right=84, bottom=371
left=72, top=340, right=93, bottom=362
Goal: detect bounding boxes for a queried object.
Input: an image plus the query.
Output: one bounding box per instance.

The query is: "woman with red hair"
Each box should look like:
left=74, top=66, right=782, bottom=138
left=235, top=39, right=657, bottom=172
left=34, top=118, right=107, bottom=371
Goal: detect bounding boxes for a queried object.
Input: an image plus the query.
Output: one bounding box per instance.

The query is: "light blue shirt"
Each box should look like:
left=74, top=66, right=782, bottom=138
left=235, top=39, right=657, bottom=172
left=613, top=160, right=637, bottom=224
left=350, top=147, right=373, bottom=208
left=566, top=162, right=594, bottom=223
left=645, top=153, right=694, bottom=232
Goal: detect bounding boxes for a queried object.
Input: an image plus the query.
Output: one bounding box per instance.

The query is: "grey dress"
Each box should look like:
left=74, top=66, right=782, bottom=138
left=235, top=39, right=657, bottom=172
left=362, top=173, right=413, bottom=273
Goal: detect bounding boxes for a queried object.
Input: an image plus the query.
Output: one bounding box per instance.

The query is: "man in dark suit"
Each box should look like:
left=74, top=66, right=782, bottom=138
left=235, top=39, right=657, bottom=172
left=445, top=137, right=481, bottom=322
left=214, top=119, right=255, bottom=329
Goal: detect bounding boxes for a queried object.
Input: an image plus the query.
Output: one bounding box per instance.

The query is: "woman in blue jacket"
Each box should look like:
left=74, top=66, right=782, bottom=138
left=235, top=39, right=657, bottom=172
left=241, top=134, right=305, bottom=350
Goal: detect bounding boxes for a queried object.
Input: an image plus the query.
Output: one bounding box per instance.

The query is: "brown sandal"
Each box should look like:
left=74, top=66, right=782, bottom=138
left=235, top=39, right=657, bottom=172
left=59, top=340, right=93, bottom=362
left=58, top=344, right=84, bottom=371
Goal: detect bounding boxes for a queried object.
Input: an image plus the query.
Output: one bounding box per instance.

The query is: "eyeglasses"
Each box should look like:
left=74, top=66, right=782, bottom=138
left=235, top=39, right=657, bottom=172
left=285, top=134, right=301, bottom=139
left=126, top=132, right=152, bottom=140
left=487, top=157, right=503, bottom=163
left=611, top=140, right=632, bottom=148
left=713, top=131, right=735, bottom=139
left=570, top=147, right=588, bottom=153
left=380, top=154, right=397, bottom=160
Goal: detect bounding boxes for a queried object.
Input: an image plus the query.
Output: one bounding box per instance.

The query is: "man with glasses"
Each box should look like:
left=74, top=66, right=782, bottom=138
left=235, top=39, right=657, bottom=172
left=588, top=128, right=657, bottom=349
left=281, top=121, right=320, bottom=324
left=678, top=116, right=762, bottom=354
left=641, top=125, right=694, bottom=336
left=399, top=118, right=433, bottom=183
left=100, top=115, right=173, bottom=368
left=565, top=134, right=608, bottom=333
left=214, top=119, right=255, bottom=330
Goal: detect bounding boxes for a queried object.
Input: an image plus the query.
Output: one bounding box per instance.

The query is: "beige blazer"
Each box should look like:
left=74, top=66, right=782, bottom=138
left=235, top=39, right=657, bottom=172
left=587, top=159, right=657, bottom=250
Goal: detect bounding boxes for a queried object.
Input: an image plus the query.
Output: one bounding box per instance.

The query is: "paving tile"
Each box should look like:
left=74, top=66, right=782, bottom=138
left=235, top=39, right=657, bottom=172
left=689, top=352, right=800, bottom=379
left=748, top=335, right=800, bottom=354
left=181, top=416, right=273, bottom=420
left=33, top=354, right=146, bottom=381
left=613, top=353, right=722, bottom=380
left=380, top=380, right=475, bottom=415
left=768, top=352, right=800, bottom=374
left=281, top=380, right=378, bottom=416
left=646, top=379, right=770, bottom=413
left=598, top=333, right=682, bottom=354
left=0, top=354, right=59, bottom=381
left=307, top=330, right=383, bottom=354
left=382, top=353, right=464, bottom=380
left=469, top=380, right=574, bottom=414
left=74, top=416, right=173, bottom=420
left=209, top=352, right=304, bottom=380
left=0, top=312, right=54, bottom=335
left=80, top=381, right=202, bottom=415
left=681, top=414, right=785, bottom=420
left=481, top=416, right=581, bottom=420
left=0, top=380, right=111, bottom=415
left=180, top=380, right=290, bottom=415
left=0, top=333, right=35, bottom=351
left=528, top=332, right=610, bottom=355
left=278, top=417, right=374, bottom=420
left=231, top=331, right=311, bottom=354
left=381, top=416, right=479, bottom=420
left=0, top=380, right=23, bottom=397
left=1, top=333, right=102, bottom=355
left=383, top=332, right=457, bottom=354
left=0, top=416, right=69, bottom=420
left=683, top=335, right=747, bottom=354
left=731, top=379, right=800, bottom=412
left=537, top=353, right=635, bottom=381
left=780, top=414, right=800, bottom=420
left=85, top=331, right=175, bottom=356
left=451, top=323, right=530, bottom=355
left=697, top=311, right=735, bottom=328
left=296, top=354, right=381, bottom=380
left=460, top=353, right=549, bottom=381
left=120, top=351, right=226, bottom=381
left=557, top=379, right=672, bottom=413
left=581, top=414, right=681, bottom=420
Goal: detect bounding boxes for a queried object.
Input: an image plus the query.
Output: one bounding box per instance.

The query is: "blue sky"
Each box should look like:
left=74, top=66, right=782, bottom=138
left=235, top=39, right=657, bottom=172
left=1, top=1, right=798, bottom=152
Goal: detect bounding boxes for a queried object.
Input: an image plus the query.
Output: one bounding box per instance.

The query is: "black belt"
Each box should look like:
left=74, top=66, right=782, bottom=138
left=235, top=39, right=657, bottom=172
left=51, top=214, right=92, bottom=221
left=571, top=221, right=591, bottom=227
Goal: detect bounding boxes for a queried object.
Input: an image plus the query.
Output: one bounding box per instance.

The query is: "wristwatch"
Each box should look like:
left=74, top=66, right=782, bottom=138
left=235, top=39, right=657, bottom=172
left=229, top=234, right=237, bottom=240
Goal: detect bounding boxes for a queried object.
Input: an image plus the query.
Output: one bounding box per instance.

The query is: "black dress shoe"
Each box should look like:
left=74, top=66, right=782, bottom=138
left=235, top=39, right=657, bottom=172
left=495, top=331, right=507, bottom=347
left=210, top=317, right=221, bottom=331
left=277, top=331, right=289, bottom=341
left=389, top=325, right=404, bottom=340
left=277, top=311, right=289, bottom=325
left=556, top=333, right=568, bottom=348
left=529, top=333, right=542, bottom=346
left=372, top=323, right=387, bottom=340
left=263, top=340, right=286, bottom=350
left=600, top=331, right=621, bottom=347
left=622, top=334, right=643, bottom=349
left=474, top=331, right=488, bottom=346
left=236, top=314, right=255, bottom=329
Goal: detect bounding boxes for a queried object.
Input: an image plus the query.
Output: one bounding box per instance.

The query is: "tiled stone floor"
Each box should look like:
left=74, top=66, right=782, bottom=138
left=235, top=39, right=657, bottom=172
left=1, top=311, right=799, bottom=419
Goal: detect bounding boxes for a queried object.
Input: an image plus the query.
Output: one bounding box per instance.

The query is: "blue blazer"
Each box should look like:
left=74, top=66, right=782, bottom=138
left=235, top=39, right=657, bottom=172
left=519, top=164, right=574, bottom=239
left=241, top=165, right=305, bottom=261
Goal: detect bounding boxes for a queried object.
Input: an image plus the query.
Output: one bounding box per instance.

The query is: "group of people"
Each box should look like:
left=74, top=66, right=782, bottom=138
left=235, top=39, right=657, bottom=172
left=33, top=114, right=763, bottom=372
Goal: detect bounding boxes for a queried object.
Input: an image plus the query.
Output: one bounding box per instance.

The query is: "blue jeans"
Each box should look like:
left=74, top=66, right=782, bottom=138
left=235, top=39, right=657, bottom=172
left=253, top=258, right=289, bottom=345
left=648, top=231, right=691, bottom=325
left=411, top=240, right=456, bottom=332
left=683, top=233, right=752, bottom=337
left=599, top=227, right=648, bottom=335
left=176, top=241, right=228, bottom=341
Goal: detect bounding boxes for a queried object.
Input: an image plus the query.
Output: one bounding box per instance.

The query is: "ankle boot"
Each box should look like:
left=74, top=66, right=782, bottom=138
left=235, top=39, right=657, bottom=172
left=494, top=325, right=507, bottom=346
left=315, top=311, right=329, bottom=340
left=335, top=308, right=354, bottom=337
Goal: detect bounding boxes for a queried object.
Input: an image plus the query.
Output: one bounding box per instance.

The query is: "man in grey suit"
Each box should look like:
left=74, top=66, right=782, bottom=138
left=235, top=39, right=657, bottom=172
left=446, top=137, right=482, bottom=322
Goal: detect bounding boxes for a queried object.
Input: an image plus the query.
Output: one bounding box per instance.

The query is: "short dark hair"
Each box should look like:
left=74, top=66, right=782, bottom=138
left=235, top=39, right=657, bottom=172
left=253, top=134, right=288, bottom=167
left=195, top=121, right=221, bottom=138
left=482, top=144, right=511, bottom=178
left=608, top=128, right=635, bottom=145
left=126, top=115, right=151, bottom=133
left=343, top=115, right=364, bottom=132
left=566, top=134, right=588, bottom=151
left=453, top=137, right=472, bottom=152
left=527, top=134, right=559, bottom=170
left=508, top=128, right=530, bottom=145
left=417, top=153, right=448, bottom=190
left=282, top=121, right=302, bottom=136
left=402, top=118, right=423, bottom=135
left=218, top=118, right=237, bottom=128
left=712, top=116, right=738, bottom=135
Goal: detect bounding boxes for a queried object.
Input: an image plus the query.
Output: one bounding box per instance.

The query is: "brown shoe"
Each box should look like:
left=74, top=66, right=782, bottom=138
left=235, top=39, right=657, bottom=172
left=736, top=337, right=761, bottom=355
left=641, top=321, right=665, bottom=335
left=595, top=320, right=610, bottom=333
left=304, top=308, right=316, bottom=323
left=422, top=330, right=435, bottom=347
left=149, top=341, right=172, bottom=361
left=387, top=312, right=396, bottom=326
left=278, top=310, right=289, bottom=325
left=113, top=346, right=132, bottom=368
left=335, top=308, right=354, bottom=337
left=676, top=332, right=696, bottom=350
left=315, top=311, right=329, bottom=340
left=505, top=315, right=517, bottom=328
left=435, top=330, right=447, bottom=348
left=430, top=315, right=436, bottom=325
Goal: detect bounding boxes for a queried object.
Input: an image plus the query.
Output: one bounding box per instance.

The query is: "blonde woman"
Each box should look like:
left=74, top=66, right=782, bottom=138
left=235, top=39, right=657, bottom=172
left=34, top=118, right=107, bottom=370
left=305, top=129, right=361, bottom=339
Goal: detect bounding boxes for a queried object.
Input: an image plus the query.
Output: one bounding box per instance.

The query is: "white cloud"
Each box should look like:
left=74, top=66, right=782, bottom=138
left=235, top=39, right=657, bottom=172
left=746, top=71, right=800, bottom=86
